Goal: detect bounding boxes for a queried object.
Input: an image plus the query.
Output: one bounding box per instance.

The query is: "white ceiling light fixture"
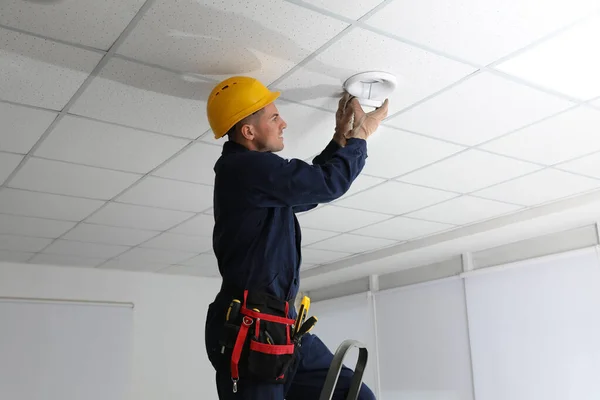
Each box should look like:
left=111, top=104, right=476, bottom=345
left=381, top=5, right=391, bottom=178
left=343, top=71, right=397, bottom=109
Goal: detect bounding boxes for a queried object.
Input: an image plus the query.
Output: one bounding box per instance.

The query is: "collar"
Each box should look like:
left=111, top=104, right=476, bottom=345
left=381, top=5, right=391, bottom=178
left=222, top=140, right=250, bottom=155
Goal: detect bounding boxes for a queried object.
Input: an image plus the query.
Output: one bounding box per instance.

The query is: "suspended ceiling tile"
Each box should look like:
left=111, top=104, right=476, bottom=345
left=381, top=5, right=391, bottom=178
left=363, top=0, right=600, bottom=65
left=116, top=177, right=212, bottom=212
left=0, top=188, right=104, bottom=221
left=360, top=126, right=466, bottom=179
left=558, top=152, right=600, bottom=179
left=152, top=143, right=222, bottom=185
left=42, top=239, right=130, bottom=259
left=140, top=232, right=213, bottom=253
left=0, top=214, right=75, bottom=239
left=168, top=214, right=214, bottom=237
left=473, top=169, right=600, bottom=206
left=385, top=72, right=575, bottom=146
left=35, top=115, right=189, bottom=174
left=0, top=0, right=146, bottom=50
left=113, top=247, right=198, bottom=265
left=85, top=203, right=194, bottom=231
left=274, top=27, right=475, bottom=116
left=0, top=103, right=57, bottom=154
left=61, top=223, right=159, bottom=247
left=99, top=259, right=170, bottom=272
left=180, top=252, right=219, bottom=268
left=272, top=101, right=340, bottom=161
left=117, top=0, right=348, bottom=85
left=406, top=196, right=523, bottom=225
left=0, top=27, right=102, bottom=109
left=299, top=228, right=340, bottom=246
left=0, top=250, right=34, bottom=263
left=336, top=175, right=386, bottom=201
left=0, top=152, right=23, bottom=185
left=160, top=264, right=220, bottom=278
left=352, top=217, right=456, bottom=241
left=0, top=234, right=53, bottom=253
left=398, top=149, right=542, bottom=193
left=307, top=233, right=396, bottom=254
left=300, top=248, right=352, bottom=264
left=481, top=106, right=600, bottom=165
left=70, top=58, right=211, bottom=139
left=9, top=158, right=141, bottom=200
left=298, top=205, right=391, bottom=232
left=496, top=14, right=600, bottom=101
left=336, top=181, right=457, bottom=215
left=29, top=253, right=106, bottom=268
left=301, top=0, right=385, bottom=20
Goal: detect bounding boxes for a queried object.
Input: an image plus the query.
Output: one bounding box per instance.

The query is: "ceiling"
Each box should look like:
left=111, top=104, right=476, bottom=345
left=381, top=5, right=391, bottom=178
left=2, top=0, right=600, bottom=284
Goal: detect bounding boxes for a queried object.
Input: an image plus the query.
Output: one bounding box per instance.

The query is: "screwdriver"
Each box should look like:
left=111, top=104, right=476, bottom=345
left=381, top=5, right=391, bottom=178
left=293, top=316, right=318, bottom=343
left=221, top=299, right=241, bottom=354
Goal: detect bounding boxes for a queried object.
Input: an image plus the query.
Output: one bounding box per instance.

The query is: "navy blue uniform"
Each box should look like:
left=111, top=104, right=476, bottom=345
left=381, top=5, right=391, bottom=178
left=205, top=137, right=376, bottom=399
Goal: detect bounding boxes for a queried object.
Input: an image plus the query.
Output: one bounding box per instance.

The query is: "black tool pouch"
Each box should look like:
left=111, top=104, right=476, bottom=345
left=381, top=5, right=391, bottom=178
left=226, top=290, right=297, bottom=387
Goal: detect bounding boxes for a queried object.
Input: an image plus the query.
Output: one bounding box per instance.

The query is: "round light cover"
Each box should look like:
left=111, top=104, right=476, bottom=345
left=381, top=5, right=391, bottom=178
left=343, top=71, right=397, bottom=108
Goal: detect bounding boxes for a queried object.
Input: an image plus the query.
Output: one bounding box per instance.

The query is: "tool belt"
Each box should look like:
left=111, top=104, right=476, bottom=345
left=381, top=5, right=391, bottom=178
left=218, top=290, right=297, bottom=391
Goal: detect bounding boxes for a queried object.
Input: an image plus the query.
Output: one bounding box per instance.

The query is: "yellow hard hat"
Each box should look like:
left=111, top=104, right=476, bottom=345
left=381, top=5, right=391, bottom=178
left=207, top=76, right=280, bottom=139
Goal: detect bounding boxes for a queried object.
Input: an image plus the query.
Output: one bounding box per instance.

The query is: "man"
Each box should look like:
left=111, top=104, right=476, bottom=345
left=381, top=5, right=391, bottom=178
left=204, top=76, right=388, bottom=400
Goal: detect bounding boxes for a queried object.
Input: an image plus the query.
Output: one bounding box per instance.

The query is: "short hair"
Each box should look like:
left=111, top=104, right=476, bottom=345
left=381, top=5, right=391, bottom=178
left=226, top=108, right=264, bottom=141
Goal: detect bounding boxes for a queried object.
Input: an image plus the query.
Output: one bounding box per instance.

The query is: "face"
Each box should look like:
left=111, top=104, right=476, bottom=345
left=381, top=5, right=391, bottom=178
left=242, top=103, right=287, bottom=153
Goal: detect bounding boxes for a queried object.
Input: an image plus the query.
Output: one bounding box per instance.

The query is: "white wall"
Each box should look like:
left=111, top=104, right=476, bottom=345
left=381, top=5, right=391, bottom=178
left=0, top=261, right=221, bottom=400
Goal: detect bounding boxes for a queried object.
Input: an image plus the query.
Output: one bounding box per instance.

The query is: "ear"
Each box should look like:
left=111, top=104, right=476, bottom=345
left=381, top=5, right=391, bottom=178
left=240, top=123, right=255, bottom=140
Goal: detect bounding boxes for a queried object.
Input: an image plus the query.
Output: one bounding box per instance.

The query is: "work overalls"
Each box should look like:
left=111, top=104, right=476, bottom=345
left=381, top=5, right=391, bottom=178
left=205, top=138, right=376, bottom=400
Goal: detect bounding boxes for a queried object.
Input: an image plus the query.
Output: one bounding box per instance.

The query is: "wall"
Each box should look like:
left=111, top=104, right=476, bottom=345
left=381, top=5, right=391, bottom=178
left=0, top=261, right=221, bottom=400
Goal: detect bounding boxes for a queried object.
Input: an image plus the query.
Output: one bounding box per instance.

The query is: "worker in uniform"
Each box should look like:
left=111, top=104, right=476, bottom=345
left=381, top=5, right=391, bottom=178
left=204, top=76, right=389, bottom=400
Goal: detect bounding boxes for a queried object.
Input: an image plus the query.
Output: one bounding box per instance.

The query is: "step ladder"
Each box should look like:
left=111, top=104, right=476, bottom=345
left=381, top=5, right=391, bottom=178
left=319, top=340, right=369, bottom=400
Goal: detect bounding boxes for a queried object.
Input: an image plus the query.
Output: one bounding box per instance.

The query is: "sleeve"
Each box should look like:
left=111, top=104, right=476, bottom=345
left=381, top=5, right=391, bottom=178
left=243, top=138, right=367, bottom=208
left=292, top=140, right=343, bottom=213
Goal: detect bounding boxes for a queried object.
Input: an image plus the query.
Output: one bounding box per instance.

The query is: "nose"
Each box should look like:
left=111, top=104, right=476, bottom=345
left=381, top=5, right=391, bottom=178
left=281, top=118, right=287, bottom=130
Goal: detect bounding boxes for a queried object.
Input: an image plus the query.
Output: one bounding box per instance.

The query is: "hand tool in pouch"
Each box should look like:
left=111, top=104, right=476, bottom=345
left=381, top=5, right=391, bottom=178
left=293, top=296, right=310, bottom=337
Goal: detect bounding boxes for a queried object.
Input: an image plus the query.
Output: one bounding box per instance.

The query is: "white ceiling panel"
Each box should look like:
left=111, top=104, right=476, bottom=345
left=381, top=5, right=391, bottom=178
left=70, top=57, right=211, bottom=138
left=481, top=106, right=600, bottom=165
left=338, top=175, right=387, bottom=200
left=140, top=232, right=213, bottom=253
left=0, top=0, right=145, bottom=50
left=161, top=264, right=220, bottom=278
left=300, top=248, right=352, bottom=264
left=9, top=158, right=141, bottom=200
left=61, top=223, right=159, bottom=247
left=351, top=216, right=456, bottom=241
left=0, top=188, right=104, bottom=221
left=271, top=101, right=339, bottom=161
left=29, top=253, right=106, bottom=268
left=168, top=213, right=214, bottom=237
left=0, top=27, right=103, bottom=110
left=558, top=152, right=600, bottom=179
left=298, top=205, right=391, bottom=232
left=99, top=259, right=171, bottom=272
left=152, top=143, right=221, bottom=185
left=364, top=0, right=600, bottom=65
left=0, top=102, right=57, bottom=154
left=398, top=149, right=542, bottom=193
left=299, top=228, right=340, bottom=246
left=117, top=0, right=348, bottom=85
left=274, top=27, right=475, bottom=115
left=0, top=214, right=75, bottom=239
left=180, top=252, right=219, bottom=268
left=42, top=239, right=130, bottom=259
left=385, top=72, right=575, bottom=146
left=307, top=233, right=396, bottom=254
left=85, top=203, right=194, bottom=231
left=301, top=0, right=385, bottom=20
left=0, top=152, right=23, bottom=185
left=361, top=126, right=466, bottom=178
left=473, top=169, right=600, bottom=206
left=113, top=247, right=198, bottom=265
left=36, top=115, right=189, bottom=174
left=336, top=181, right=457, bottom=215
left=496, top=15, right=600, bottom=100
left=0, top=234, right=53, bottom=253
left=116, top=177, right=213, bottom=212
left=0, top=250, right=34, bottom=263
left=406, top=196, right=523, bottom=225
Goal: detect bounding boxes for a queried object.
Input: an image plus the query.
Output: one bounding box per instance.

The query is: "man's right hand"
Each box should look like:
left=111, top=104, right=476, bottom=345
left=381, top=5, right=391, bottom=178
left=344, top=98, right=389, bottom=141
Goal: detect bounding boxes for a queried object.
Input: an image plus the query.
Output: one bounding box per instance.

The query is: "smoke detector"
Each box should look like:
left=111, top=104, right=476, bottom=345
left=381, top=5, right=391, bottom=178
left=343, top=71, right=397, bottom=108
